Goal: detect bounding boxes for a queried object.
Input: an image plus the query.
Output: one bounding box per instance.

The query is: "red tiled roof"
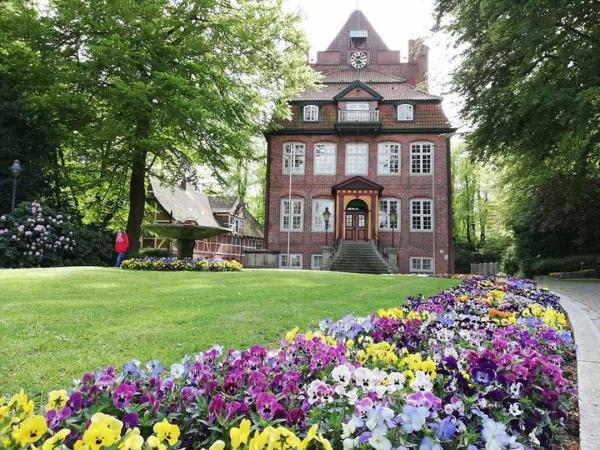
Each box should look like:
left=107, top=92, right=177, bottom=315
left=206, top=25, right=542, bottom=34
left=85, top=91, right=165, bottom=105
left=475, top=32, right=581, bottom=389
left=321, top=69, right=405, bottom=83
left=292, top=82, right=441, bottom=102
left=326, top=10, right=390, bottom=53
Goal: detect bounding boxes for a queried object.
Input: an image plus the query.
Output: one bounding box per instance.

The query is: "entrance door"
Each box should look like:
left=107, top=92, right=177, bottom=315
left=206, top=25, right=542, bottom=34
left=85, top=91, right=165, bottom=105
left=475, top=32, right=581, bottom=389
left=344, top=199, right=369, bottom=241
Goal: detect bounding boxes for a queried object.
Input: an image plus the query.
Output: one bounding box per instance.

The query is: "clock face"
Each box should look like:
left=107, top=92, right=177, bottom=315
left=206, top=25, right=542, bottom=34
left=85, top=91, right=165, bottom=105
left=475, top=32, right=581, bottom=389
left=350, top=51, right=368, bottom=68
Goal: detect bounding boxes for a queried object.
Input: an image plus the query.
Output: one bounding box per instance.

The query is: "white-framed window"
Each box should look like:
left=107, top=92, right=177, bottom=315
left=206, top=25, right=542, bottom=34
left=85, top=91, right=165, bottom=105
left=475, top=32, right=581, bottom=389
left=228, top=216, right=244, bottom=234
left=283, top=142, right=305, bottom=175
left=397, top=104, right=414, bottom=121
left=311, top=254, right=323, bottom=270
left=377, top=142, right=401, bottom=175
left=312, top=199, right=335, bottom=232
left=280, top=253, right=303, bottom=269
left=280, top=199, right=304, bottom=231
left=410, top=199, right=433, bottom=232
left=410, top=257, right=433, bottom=273
left=410, top=142, right=433, bottom=175
left=379, top=198, right=400, bottom=230
left=345, top=143, right=369, bottom=175
left=303, top=105, right=319, bottom=122
left=313, top=143, right=337, bottom=175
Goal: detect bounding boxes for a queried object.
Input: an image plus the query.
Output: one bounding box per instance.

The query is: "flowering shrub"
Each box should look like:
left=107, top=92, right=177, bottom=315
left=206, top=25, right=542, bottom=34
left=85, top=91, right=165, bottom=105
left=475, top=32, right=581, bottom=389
left=0, top=202, right=76, bottom=268
left=121, top=257, right=243, bottom=272
left=0, top=276, right=576, bottom=450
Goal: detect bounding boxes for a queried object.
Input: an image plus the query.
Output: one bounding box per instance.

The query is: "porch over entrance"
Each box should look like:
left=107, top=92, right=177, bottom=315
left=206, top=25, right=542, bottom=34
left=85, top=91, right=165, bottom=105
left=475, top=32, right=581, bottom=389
left=332, top=176, right=384, bottom=242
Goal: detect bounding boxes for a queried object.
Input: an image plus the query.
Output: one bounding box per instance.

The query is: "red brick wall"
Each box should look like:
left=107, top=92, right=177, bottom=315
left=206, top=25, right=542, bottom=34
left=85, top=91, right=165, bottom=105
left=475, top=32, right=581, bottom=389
left=266, top=134, right=453, bottom=273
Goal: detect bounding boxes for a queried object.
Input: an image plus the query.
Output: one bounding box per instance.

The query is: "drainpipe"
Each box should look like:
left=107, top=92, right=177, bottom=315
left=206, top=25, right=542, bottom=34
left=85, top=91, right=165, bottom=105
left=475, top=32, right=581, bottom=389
left=432, top=144, right=436, bottom=275
left=286, top=146, right=294, bottom=268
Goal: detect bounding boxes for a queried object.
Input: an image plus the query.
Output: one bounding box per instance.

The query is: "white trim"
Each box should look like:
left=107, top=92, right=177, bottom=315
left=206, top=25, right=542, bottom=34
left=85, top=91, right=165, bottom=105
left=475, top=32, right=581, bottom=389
left=282, top=142, right=305, bottom=175
left=410, top=257, right=433, bottom=273
left=397, top=104, right=414, bottom=121
left=313, top=142, right=337, bottom=175
left=280, top=198, right=304, bottom=232
left=303, top=104, right=319, bottom=122
left=279, top=253, right=303, bottom=269
left=378, top=198, right=400, bottom=231
left=311, top=254, right=323, bottom=270
left=345, top=142, right=369, bottom=176
left=409, top=141, right=434, bottom=175
left=410, top=198, right=433, bottom=232
left=377, top=142, right=401, bottom=175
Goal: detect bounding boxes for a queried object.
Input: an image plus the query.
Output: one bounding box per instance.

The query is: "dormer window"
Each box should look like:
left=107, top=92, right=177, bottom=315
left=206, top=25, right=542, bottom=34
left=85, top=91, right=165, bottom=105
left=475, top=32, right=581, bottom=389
left=397, top=104, right=414, bottom=121
left=303, top=104, right=319, bottom=122
left=350, top=30, right=368, bottom=48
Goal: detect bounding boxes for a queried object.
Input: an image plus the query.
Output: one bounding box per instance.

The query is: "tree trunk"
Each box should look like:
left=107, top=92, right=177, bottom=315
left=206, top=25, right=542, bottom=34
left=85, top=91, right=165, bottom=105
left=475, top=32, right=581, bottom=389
left=126, top=147, right=147, bottom=256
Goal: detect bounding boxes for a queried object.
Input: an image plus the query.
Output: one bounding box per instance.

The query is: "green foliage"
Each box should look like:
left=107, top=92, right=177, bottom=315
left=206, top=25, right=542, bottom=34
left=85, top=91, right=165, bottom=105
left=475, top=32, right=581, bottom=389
left=68, top=226, right=114, bottom=267
left=548, top=269, right=598, bottom=279
left=526, top=254, right=600, bottom=277
left=0, top=0, right=316, bottom=248
left=437, top=0, right=600, bottom=270
left=138, top=248, right=175, bottom=258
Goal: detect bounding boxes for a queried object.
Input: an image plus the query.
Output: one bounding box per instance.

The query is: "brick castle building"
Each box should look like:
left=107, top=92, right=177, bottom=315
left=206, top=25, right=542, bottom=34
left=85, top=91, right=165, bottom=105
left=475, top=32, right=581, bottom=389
left=264, top=10, right=455, bottom=274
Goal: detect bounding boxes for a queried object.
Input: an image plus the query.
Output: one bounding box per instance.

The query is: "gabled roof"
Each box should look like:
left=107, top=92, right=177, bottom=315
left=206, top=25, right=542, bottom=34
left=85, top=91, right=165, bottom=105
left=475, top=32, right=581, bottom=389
left=332, top=176, right=384, bottom=193
left=326, top=10, right=389, bottom=52
left=150, top=178, right=225, bottom=230
left=149, top=178, right=264, bottom=239
left=333, top=80, right=382, bottom=101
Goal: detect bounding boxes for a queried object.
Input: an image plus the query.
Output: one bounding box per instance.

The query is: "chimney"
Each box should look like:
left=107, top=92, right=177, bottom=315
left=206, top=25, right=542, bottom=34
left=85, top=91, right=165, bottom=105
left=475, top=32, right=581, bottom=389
left=408, top=38, right=429, bottom=88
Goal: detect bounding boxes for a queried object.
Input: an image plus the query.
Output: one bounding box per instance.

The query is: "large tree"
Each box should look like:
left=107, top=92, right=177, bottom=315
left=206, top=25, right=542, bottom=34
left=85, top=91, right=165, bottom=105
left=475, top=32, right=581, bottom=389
left=5, top=0, right=315, bottom=253
left=435, top=0, right=600, bottom=174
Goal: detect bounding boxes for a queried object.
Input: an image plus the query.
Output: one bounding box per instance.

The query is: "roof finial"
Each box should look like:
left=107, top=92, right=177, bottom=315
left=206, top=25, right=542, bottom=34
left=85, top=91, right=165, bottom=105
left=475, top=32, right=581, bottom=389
left=355, top=0, right=360, bottom=10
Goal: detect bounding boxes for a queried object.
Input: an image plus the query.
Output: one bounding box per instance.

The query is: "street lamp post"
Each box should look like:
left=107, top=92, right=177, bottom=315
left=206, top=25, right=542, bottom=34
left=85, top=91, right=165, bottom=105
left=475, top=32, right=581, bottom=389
left=9, top=160, right=23, bottom=213
left=389, top=210, right=397, bottom=248
left=323, top=207, right=331, bottom=246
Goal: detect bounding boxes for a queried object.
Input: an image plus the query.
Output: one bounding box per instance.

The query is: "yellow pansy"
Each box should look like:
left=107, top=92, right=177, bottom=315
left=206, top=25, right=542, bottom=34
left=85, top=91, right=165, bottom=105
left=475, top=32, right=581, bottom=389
left=9, top=391, right=34, bottom=417
left=91, top=413, right=123, bottom=435
left=12, top=415, right=48, bottom=445
left=153, top=419, right=180, bottom=446
left=119, top=428, right=144, bottom=450
left=82, top=422, right=119, bottom=450
left=146, top=435, right=167, bottom=450
left=248, top=429, right=270, bottom=450
left=207, top=440, right=226, bottom=450
left=45, top=390, right=69, bottom=412
left=74, top=440, right=91, bottom=450
left=299, top=425, right=333, bottom=450
left=230, top=419, right=251, bottom=449
left=42, top=428, right=71, bottom=450
left=285, top=327, right=299, bottom=342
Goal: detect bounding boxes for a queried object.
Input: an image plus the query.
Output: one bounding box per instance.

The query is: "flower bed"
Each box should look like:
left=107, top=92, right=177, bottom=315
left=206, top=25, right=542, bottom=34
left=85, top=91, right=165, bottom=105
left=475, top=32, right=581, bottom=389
left=121, top=257, right=243, bottom=272
left=0, top=276, right=577, bottom=450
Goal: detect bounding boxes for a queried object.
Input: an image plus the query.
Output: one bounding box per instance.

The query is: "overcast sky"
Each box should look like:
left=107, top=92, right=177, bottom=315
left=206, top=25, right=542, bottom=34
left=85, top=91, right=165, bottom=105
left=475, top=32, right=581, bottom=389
left=284, top=0, right=465, bottom=131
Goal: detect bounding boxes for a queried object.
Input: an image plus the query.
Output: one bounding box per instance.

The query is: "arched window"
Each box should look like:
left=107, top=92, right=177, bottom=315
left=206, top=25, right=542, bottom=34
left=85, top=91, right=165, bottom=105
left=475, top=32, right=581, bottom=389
left=303, top=104, right=319, bottom=122
left=397, top=104, right=414, bottom=121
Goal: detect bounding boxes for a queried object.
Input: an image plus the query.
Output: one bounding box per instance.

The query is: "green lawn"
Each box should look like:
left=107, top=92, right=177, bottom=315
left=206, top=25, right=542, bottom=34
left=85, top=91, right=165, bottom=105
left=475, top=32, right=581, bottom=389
left=0, top=268, right=456, bottom=394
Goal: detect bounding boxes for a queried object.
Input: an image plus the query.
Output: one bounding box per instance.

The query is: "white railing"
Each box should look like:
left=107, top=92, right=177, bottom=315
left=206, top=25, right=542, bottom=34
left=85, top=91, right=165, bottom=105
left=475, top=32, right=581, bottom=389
left=337, top=110, right=380, bottom=123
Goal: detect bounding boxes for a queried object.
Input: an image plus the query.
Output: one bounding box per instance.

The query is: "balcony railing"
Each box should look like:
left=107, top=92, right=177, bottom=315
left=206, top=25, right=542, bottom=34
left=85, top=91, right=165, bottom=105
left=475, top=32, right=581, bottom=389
left=337, top=109, right=380, bottom=123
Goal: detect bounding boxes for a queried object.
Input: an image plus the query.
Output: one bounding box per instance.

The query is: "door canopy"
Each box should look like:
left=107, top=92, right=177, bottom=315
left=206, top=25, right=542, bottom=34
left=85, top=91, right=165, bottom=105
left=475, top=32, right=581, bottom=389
left=333, top=176, right=383, bottom=241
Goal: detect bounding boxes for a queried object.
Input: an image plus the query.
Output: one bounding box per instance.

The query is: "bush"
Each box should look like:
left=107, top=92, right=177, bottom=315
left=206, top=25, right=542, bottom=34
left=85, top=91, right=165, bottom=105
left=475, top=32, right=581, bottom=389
left=68, top=226, right=114, bottom=266
left=0, top=201, right=115, bottom=268
left=549, top=268, right=599, bottom=279
left=138, top=248, right=175, bottom=258
left=121, top=256, right=243, bottom=272
left=525, top=254, right=600, bottom=276
left=0, top=202, right=77, bottom=268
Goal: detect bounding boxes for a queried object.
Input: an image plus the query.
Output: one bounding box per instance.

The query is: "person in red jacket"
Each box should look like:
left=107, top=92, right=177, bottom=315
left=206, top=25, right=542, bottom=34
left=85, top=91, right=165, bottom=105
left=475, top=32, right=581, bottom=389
left=114, top=228, right=129, bottom=267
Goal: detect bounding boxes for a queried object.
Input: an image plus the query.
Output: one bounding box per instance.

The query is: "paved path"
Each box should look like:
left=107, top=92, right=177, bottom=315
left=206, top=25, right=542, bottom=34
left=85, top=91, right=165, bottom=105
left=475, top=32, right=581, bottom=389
left=538, top=278, right=600, bottom=450
left=539, top=278, right=600, bottom=334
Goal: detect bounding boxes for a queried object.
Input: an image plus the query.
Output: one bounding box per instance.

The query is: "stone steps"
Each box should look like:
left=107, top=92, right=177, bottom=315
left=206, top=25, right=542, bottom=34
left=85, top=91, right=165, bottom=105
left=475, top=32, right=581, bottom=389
left=329, top=240, right=391, bottom=274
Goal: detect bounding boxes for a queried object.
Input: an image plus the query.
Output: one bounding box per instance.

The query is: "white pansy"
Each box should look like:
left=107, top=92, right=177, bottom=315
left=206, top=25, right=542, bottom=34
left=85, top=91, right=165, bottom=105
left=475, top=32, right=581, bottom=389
left=332, top=364, right=352, bottom=386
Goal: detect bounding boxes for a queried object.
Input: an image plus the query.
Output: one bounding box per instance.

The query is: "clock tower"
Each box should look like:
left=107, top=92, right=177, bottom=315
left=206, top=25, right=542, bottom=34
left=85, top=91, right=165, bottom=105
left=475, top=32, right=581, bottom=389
left=311, top=10, right=429, bottom=87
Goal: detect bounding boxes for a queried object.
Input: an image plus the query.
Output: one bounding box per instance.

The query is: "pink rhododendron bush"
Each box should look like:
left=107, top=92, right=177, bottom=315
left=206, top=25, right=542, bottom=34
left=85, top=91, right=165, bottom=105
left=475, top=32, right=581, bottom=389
left=0, top=276, right=577, bottom=450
